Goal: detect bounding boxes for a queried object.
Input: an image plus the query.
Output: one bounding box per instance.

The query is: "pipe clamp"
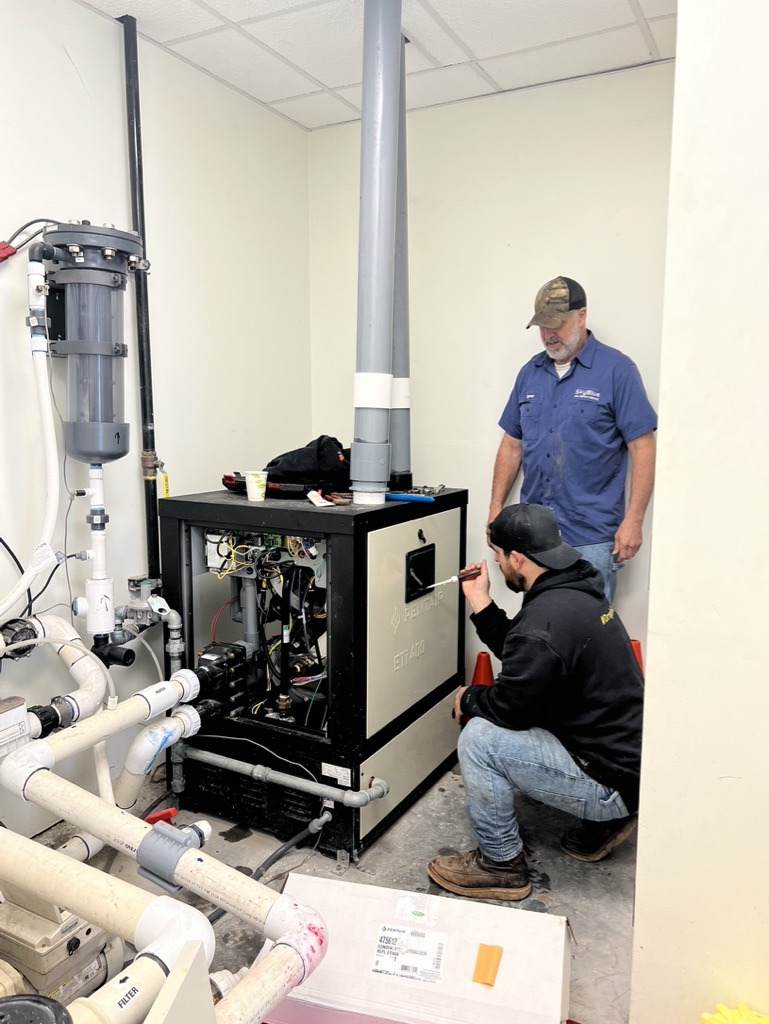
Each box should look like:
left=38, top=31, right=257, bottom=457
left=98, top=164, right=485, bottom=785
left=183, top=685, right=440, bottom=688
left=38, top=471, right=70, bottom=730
left=136, top=820, right=203, bottom=894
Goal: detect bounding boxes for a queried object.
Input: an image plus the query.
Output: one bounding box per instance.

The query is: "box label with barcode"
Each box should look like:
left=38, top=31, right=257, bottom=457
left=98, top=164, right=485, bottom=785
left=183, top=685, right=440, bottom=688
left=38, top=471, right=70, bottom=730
left=372, top=924, right=446, bottom=983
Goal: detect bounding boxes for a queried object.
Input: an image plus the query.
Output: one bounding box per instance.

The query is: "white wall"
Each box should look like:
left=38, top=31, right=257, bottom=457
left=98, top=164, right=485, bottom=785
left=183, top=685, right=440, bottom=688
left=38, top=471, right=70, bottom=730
left=0, top=0, right=310, bottom=832
left=631, top=0, right=769, bottom=1017
left=308, top=64, right=673, bottom=655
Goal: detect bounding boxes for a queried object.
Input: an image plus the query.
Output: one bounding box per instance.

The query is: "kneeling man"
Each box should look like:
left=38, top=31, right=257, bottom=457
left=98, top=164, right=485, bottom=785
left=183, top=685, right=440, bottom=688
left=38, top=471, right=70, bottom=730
left=428, top=503, right=643, bottom=900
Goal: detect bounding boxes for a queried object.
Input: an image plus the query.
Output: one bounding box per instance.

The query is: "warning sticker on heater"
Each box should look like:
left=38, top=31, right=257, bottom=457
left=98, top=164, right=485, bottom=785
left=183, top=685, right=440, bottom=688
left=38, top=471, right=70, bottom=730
left=321, top=762, right=352, bottom=786
left=372, top=924, right=446, bottom=983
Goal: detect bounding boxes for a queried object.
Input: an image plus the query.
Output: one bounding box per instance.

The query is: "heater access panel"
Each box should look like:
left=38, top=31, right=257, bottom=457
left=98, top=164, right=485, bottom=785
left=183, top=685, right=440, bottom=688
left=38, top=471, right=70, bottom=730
left=366, top=508, right=462, bottom=737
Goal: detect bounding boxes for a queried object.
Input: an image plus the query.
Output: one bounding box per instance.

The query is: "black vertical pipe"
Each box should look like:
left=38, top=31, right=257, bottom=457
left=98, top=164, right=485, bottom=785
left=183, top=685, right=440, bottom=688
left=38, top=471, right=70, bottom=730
left=119, top=15, right=161, bottom=581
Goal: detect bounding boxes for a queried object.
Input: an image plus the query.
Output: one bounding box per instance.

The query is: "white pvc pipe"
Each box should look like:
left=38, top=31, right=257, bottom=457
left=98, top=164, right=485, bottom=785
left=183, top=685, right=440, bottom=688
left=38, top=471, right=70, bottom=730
left=17, top=771, right=326, bottom=986
left=0, top=832, right=210, bottom=1024
left=0, top=672, right=198, bottom=800
left=62, top=705, right=200, bottom=858
left=0, top=673, right=327, bottom=1014
left=88, top=465, right=106, bottom=573
left=59, top=832, right=100, bottom=862
left=215, top=945, right=304, bottom=1024
left=0, top=825, right=156, bottom=932
left=0, top=263, right=60, bottom=618
left=93, top=740, right=116, bottom=805
left=84, top=465, right=116, bottom=637
left=0, top=826, right=214, bottom=962
left=113, top=706, right=200, bottom=812
left=68, top=957, right=167, bottom=1024
left=28, top=614, right=116, bottom=714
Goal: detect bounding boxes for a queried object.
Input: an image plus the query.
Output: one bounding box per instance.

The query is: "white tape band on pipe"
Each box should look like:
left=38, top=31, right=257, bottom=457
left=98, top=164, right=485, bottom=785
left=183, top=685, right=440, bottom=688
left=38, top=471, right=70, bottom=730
left=354, top=372, right=393, bottom=409
left=391, top=377, right=411, bottom=409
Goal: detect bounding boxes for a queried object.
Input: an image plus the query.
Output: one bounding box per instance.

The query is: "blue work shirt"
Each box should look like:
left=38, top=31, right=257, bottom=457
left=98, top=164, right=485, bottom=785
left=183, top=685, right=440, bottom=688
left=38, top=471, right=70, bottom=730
left=498, top=332, right=657, bottom=546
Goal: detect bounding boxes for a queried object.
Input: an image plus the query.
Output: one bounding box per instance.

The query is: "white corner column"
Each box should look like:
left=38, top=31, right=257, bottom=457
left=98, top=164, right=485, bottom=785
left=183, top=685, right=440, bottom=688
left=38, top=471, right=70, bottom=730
left=631, top=0, right=769, bottom=1019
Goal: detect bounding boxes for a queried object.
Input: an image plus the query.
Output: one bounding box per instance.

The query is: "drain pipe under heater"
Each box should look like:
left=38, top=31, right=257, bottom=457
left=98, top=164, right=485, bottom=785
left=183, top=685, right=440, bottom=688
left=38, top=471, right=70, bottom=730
left=180, top=745, right=389, bottom=808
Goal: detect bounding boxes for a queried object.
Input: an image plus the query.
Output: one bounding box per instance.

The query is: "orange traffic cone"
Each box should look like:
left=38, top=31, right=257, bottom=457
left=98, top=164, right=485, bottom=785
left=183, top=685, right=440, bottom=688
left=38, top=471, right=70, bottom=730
left=470, top=651, right=494, bottom=688
left=630, top=639, right=644, bottom=675
left=460, top=652, right=494, bottom=728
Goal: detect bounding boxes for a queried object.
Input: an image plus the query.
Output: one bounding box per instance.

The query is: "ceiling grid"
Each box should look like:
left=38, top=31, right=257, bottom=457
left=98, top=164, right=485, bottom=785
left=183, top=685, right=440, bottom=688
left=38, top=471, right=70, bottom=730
left=77, top=0, right=676, bottom=130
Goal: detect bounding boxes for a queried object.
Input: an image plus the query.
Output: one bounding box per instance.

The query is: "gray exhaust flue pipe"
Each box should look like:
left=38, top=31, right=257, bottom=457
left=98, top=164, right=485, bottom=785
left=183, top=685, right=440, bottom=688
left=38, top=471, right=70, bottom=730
left=350, top=0, right=403, bottom=504
left=389, top=34, right=413, bottom=492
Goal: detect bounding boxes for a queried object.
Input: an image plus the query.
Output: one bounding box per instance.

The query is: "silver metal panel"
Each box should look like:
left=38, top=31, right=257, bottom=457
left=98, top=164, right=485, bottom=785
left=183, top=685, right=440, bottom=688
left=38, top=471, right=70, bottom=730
left=359, top=690, right=456, bottom=839
left=366, top=507, right=461, bottom=736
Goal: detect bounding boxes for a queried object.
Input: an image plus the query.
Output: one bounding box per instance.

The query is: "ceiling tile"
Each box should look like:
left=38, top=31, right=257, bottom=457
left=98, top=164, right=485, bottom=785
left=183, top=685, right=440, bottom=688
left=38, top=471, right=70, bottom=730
left=420, top=0, right=637, bottom=59
left=648, top=15, right=676, bottom=59
left=272, top=90, right=360, bottom=128
left=244, top=0, right=363, bottom=88
left=401, top=0, right=468, bottom=64
left=336, top=67, right=493, bottom=114
left=405, top=64, right=495, bottom=110
left=82, top=0, right=676, bottom=131
left=335, top=84, right=362, bottom=109
left=202, top=0, right=333, bottom=23
left=243, top=0, right=437, bottom=90
left=170, top=28, right=317, bottom=101
left=636, top=0, right=677, bottom=16
left=479, top=26, right=652, bottom=92
left=405, top=41, right=438, bottom=74
left=83, top=0, right=224, bottom=43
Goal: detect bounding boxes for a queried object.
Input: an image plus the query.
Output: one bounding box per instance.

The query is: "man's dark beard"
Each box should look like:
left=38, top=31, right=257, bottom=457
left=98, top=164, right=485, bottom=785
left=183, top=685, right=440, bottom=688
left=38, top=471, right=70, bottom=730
left=504, top=570, right=526, bottom=593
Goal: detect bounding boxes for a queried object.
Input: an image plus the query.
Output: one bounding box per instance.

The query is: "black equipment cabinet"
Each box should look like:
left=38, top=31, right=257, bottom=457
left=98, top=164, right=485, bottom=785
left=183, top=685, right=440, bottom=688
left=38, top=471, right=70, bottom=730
left=159, top=488, right=468, bottom=861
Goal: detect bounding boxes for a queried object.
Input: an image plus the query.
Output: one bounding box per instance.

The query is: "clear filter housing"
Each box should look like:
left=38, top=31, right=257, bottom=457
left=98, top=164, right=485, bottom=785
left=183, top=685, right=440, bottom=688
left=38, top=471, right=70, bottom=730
left=65, top=284, right=126, bottom=441
left=44, top=222, right=145, bottom=463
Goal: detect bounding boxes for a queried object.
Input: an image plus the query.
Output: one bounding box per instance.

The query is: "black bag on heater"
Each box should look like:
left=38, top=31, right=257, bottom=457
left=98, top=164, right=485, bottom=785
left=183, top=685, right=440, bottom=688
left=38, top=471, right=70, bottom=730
left=264, top=435, right=351, bottom=494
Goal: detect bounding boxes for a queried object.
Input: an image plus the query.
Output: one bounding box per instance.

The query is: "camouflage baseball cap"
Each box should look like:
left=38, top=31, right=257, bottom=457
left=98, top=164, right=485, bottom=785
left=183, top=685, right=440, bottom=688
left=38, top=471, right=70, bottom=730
left=526, top=276, right=587, bottom=329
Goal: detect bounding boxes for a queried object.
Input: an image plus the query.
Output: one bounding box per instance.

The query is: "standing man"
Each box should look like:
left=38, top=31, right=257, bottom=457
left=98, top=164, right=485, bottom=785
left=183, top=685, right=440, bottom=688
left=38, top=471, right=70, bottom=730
left=427, top=504, right=643, bottom=901
left=489, top=276, right=657, bottom=601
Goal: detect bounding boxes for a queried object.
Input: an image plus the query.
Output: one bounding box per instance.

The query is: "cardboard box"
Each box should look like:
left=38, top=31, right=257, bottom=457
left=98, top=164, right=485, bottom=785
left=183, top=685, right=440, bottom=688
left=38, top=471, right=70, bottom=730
left=263, top=874, right=571, bottom=1024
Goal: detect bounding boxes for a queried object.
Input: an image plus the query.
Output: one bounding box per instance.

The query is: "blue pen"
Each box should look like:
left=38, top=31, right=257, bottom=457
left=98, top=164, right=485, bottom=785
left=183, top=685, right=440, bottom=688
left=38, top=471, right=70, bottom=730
left=385, top=492, right=435, bottom=503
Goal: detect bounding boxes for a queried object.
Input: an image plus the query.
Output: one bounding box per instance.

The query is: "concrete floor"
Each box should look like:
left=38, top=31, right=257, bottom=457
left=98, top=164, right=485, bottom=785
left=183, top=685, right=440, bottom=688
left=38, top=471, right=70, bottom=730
left=101, top=765, right=636, bottom=1024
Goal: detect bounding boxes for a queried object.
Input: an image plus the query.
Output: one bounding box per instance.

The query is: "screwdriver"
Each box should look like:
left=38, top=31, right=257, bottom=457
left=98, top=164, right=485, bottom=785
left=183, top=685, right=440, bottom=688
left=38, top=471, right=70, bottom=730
left=425, top=567, right=482, bottom=590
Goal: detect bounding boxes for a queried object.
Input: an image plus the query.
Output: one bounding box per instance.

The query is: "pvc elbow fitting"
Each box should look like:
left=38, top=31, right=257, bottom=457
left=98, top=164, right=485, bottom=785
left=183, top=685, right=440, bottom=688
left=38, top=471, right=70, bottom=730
left=123, top=708, right=200, bottom=778
left=0, top=740, right=55, bottom=800
left=263, top=894, right=328, bottom=982
left=134, top=896, right=215, bottom=970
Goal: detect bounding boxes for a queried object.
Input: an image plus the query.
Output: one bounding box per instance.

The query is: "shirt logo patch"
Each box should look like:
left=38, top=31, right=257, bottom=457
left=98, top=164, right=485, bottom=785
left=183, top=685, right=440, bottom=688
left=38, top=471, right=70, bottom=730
left=574, top=388, right=600, bottom=402
left=524, top=393, right=537, bottom=401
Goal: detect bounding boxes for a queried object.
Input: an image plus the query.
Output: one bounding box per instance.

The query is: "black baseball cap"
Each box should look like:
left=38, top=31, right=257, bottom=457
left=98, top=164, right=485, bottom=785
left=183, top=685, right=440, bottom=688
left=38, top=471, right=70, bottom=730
left=488, top=503, right=581, bottom=570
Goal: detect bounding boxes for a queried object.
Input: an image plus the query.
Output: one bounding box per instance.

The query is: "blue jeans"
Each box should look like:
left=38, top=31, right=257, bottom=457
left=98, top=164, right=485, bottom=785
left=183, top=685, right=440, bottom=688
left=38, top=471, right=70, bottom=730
left=575, top=541, right=620, bottom=603
left=459, top=718, right=629, bottom=861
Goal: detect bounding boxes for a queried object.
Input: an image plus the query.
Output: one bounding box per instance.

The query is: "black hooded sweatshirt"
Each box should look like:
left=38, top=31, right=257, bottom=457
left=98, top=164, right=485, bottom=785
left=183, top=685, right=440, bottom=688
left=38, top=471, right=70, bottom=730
left=460, top=560, right=643, bottom=813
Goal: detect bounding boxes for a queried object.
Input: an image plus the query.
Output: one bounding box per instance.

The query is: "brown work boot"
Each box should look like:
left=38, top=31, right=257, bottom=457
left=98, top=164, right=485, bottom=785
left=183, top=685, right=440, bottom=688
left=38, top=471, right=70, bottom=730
left=560, top=814, right=638, bottom=862
left=427, top=849, right=532, bottom=900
